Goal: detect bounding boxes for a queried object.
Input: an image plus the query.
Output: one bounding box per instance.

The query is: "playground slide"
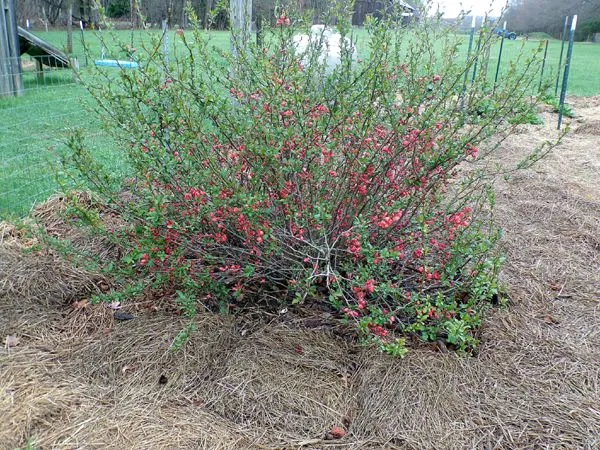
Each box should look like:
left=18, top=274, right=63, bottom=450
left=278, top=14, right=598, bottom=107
left=17, top=27, right=70, bottom=69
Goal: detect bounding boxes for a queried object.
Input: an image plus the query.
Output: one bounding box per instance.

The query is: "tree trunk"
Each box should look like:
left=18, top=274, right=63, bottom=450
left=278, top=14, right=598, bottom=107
left=256, top=14, right=262, bottom=47
left=41, top=6, right=49, bottom=31
left=181, top=0, right=186, bottom=28
left=66, top=0, right=73, bottom=53
left=204, top=0, right=213, bottom=29
left=167, top=0, right=174, bottom=27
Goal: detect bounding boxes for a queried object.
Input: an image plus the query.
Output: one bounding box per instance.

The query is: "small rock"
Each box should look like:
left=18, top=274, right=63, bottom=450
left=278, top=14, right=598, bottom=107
left=114, top=311, right=134, bottom=321
left=4, top=335, right=20, bottom=348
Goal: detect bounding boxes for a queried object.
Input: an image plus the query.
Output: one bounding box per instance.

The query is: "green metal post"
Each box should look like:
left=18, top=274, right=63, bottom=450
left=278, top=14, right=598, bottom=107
left=538, top=39, right=549, bottom=92
left=461, top=16, right=477, bottom=109
left=494, top=21, right=507, bottom=90
left=555, top=16, right=568, bottom=97
left=80, top=20, right=88, bottom=66
left=558, top=15, right=577, bottom=130
left=471, top=29, right=482, bottom=83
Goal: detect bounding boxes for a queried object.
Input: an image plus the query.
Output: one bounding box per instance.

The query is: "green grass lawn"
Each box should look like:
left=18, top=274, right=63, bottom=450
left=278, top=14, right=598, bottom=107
left=28, top=28, right=600, bottom=96
left=31, top=28, right=231, bottom=66
left=1, top=28, right=599, bottom=217
left=485, top=37, right=600, bottom=97
left=0, top=79, right=125, bottom=217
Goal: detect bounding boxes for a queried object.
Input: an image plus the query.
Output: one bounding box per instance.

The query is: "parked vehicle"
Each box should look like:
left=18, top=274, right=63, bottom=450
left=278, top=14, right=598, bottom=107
left=494, top=28, right=517, bottom=40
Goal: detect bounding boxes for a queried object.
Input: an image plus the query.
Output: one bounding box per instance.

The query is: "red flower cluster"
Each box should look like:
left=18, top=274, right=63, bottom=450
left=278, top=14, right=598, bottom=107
left=276, top=15, right=291, bottom=26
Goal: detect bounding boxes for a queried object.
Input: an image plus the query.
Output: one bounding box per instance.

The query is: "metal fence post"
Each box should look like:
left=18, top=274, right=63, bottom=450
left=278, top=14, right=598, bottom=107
left=555, top=16, right=568, bottom=97
left=558, top=15, right=577, bottom=130
left=539, top=39, right=549, bottom=92
left=80, top=20, right=88, bottom=67
left=461, top=15, right=476, bottom=109
left=494, top=21, right=507, bottom=91
left=471, top=29, right=482, bottom=83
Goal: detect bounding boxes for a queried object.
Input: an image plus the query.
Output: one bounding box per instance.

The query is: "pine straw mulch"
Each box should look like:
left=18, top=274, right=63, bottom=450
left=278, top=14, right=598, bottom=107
left=0, top=192, right=118, bottom=306
left=1, top=100, right=599, bottom=449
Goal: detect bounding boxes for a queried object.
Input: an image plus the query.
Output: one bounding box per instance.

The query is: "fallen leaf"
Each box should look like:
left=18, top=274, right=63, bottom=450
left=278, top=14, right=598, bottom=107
left=342, top=416, right=352, bottom=429
left=436, top=340, right=449, bottom=353
left=341, top=374, right=349, bottom=389
left=327, top=426, right=346, bottom=439
left=294, top=344, right=304, bottom=355
left=72, top=299, right=89, bottom=311
left=121, top=365, right=136, bottom=375
left=544, top=315, right=561, bottom=325
left=5, top=335, right=19, bottom=348
left=549, top=282, right=562, bottom=291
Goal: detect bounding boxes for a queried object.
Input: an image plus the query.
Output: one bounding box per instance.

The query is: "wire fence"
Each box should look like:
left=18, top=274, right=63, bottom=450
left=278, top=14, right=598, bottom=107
left=0, top=27, right=596, bottom=219
left=0, top=25, right=146, bottom=219
left=0, top=26, right=200, bottom=219
left=0, top=47, right=107, bottom=218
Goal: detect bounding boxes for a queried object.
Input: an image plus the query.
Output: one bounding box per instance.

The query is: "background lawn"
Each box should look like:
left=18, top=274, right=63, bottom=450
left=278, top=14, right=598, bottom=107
left=23, top=28, right=600, bottom=97
left=1, top=28, right=599, bottom=217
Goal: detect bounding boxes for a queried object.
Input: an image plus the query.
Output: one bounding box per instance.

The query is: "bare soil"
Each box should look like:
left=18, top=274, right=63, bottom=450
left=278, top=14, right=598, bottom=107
left=1, top=99, right=599, bottom=450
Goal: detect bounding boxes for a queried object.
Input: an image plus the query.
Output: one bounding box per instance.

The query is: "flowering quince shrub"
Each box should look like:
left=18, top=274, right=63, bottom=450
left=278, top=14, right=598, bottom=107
left=65, top=4, right=553, bottom=353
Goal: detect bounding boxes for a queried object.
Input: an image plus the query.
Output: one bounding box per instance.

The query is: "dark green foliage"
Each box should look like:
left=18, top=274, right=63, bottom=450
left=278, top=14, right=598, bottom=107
left=106, top=0, right=130, bottom=18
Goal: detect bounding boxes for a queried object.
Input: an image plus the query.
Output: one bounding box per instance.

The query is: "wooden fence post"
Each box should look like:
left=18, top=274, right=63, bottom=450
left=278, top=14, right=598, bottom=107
left=230, top=0, right=252, bottom=69
left=0, top=0, right=24, bottom=96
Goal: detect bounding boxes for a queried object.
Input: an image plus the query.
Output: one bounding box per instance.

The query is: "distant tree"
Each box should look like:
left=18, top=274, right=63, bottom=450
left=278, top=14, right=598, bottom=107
left=505, top=0, right=600, bottom=39
left=107, top=0, right=130, bottom=17
left=254, top=0, right=275, bottom=46
left=15, top=0, right=39, bottom=24
left=40, top=0, right=65, bottom=25
left=352, top=0, right=417, bottom=26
